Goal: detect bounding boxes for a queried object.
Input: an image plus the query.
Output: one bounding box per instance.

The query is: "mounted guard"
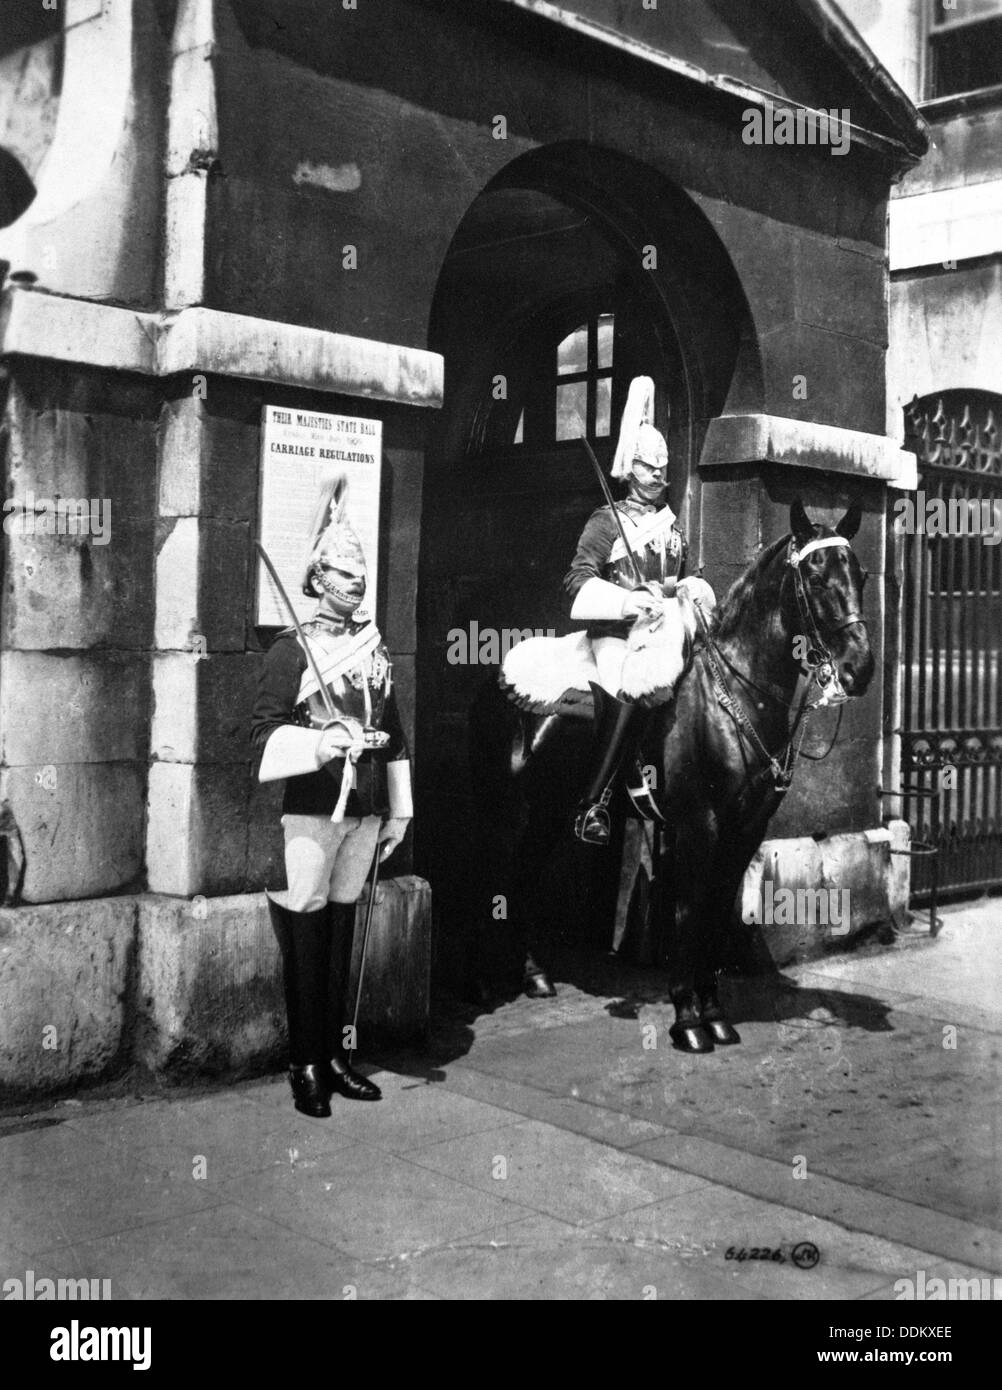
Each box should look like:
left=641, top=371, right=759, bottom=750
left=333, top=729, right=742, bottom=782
left=251, top=471, right=412, bottom=1118
left=503, top=375, right=715, bottom=845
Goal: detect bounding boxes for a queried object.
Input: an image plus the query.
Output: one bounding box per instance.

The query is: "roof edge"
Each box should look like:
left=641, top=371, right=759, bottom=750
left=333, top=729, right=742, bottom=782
left=793, top=0, right=929, bottom=158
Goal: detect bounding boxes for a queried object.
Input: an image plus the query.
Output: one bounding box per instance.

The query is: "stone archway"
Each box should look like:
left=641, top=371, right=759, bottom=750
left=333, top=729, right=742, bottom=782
left=416, top=143, right=758, bottom=993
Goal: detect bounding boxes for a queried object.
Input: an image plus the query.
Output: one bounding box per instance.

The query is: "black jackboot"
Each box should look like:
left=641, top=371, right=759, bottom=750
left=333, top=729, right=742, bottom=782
left=267, top=895, right=333, bottom=1118
left=574, top=685, right=652, bottom=846
left=325, top=903, right=382, bottom=1102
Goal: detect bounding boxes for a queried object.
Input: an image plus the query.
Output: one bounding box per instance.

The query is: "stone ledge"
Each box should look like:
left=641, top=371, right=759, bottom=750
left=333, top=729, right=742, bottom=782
left=138, top=880, right=433, bottom=1077
left=738, top=821, right=911, bottom=968
left=700, top=413, right=918, bottom=489
left=0, top=290, right=444, bottom=409
left=0, top=879, right=432, bottom=1096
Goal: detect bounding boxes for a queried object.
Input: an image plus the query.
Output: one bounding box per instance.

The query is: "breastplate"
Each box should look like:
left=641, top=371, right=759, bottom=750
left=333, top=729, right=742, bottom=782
left=293, top=626, right=393, bottom=735
left=604, top=510, right=685, bottom=590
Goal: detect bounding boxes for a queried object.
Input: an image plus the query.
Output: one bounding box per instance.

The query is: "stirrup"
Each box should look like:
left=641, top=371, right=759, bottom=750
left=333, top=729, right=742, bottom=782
left=574, top=797, right=612, bottom=846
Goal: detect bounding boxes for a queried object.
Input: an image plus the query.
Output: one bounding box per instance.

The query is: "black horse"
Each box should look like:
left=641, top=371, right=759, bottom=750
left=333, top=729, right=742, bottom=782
left=469, top=500, right=874, bottom=1052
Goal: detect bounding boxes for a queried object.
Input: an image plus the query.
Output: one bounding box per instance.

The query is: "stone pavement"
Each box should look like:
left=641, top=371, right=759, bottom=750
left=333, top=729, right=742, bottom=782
left=2, top=900, right=999, bottom=1301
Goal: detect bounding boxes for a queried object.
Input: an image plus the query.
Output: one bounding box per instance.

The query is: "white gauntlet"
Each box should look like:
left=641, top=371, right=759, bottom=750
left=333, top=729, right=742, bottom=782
left=258, top=726, right=326, bottom=782
left=387, top=760, right=413, bottom=819
left=570, top=577, right=629, bottom=622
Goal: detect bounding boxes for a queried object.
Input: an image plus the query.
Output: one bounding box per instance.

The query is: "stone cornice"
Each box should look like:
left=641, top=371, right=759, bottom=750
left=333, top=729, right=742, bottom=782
left=700, top=413, right=918, bottom=489
left=0, top=291, right=444, bottom=409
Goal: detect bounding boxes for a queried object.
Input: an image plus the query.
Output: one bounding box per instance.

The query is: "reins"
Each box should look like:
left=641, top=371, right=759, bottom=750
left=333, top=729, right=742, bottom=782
left=690, top=535, right=865, bottom=795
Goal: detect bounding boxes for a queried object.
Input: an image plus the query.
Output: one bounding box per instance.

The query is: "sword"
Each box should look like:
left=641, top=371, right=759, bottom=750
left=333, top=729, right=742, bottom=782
left=577, top=432, right=645, bottom=588
left=348, top=834, right=382, bottom=1064
left=255, top=540, right=339, bottom=724
left=256, top=540, right=368, bottom=820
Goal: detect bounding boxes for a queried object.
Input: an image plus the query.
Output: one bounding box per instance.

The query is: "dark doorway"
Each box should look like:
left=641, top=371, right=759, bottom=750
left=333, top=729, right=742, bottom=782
left=416, top=177, right=693, bottom=993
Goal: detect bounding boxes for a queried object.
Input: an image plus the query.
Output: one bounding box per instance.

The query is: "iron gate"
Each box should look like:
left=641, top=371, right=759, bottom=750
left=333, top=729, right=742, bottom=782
left=901, top=391, right=1002, bottom=900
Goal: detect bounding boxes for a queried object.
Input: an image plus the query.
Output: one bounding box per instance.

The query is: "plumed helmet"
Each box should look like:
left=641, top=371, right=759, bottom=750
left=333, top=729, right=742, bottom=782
left=302, top=470, right=368, bottom=608
left=611, top=376, right=668, bottom=479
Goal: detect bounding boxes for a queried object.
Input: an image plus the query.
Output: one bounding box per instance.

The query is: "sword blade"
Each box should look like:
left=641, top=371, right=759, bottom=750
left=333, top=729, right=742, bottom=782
left=578, top=433, right=645, bottom=587
left=255, top=540, right=338, bottom=724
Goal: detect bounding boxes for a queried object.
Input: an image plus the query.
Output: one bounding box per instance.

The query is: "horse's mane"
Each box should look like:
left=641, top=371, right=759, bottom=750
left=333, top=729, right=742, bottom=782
left=711, top=533, right=791, bottom=640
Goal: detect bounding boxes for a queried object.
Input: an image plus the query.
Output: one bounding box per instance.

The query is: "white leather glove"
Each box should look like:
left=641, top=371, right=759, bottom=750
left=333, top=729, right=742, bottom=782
left=377, top=817, right=411, bottom=861
left=316, top=720, right=366, bottom=764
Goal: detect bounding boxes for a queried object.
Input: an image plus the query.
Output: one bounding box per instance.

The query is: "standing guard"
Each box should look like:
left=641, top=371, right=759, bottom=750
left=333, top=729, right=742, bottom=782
left=565, top=376, right=709, bottom=845
left=251, top=472, right=412, bottom=1118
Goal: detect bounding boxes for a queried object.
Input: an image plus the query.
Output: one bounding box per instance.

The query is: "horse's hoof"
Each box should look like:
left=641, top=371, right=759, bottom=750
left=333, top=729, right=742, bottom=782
left=524, top=971, right=557, bottom=999
left=669, top=1022, right=715, bottom=1054
left=704, top=1018, right=741, bottom=1046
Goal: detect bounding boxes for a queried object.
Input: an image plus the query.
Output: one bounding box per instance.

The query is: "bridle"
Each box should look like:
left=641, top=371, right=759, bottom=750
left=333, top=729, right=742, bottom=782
left=784, top=535, right=868, bottom=709
left=692, top=532, right=868, bottom=793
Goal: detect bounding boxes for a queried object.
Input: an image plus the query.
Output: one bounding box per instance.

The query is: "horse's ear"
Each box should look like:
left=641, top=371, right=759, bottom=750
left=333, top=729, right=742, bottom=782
left=790, top=498, right=814, bottom=546
left=836, top=500, right=862, bottom=541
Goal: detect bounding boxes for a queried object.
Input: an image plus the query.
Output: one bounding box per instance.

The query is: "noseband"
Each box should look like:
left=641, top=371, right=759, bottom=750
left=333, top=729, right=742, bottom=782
left=785, top=536, right=867, bottom=707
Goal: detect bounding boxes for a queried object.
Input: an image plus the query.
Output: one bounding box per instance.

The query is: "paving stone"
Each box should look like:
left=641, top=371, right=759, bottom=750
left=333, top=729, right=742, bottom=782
left=1, top=1125, right=222, bottom=1257
left=405, top=1118, right=708, bottom=1226
left=216, top=1141, right=537, bottom=1262
left=241, top=1066, right=533, bottom=1157
left=38, top=1204, right=419, bottom=1301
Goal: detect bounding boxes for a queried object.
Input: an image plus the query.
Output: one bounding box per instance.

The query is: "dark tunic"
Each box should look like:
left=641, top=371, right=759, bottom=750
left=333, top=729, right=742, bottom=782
left=563, top=497, right=687, bottom=639
left=250, top=628, right=408, bottom=817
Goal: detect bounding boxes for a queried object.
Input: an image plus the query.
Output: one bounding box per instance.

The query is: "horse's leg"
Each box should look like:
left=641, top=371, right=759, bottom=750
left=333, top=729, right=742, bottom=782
left=694, top=818, right=775, bottom=1045
left=666, top=809, right=717, bottom=1053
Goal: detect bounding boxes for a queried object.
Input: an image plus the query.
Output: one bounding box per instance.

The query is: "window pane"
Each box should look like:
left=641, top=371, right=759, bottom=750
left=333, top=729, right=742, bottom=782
left=597, top=314, right=614, bottom=369
left=595, top=376, right=612, bottom=437
left=556, top=326, right=587, bottom=376
left=556, top=381, right=587, bottom=440
left=931, top=17, right=1002, bottom=95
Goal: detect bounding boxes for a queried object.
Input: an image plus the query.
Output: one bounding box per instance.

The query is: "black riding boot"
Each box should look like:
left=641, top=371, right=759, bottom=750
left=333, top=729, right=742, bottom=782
left=325, top=903, right=382, bottom=1102
left=267, top=895, right=333, bottom=1118
left=574, top=684, right=652, bottom=846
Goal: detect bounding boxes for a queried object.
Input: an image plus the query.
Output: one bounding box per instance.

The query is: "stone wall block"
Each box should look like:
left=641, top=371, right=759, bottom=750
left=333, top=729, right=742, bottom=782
left=1, top=763, right=145, bottom=905
left=1, top=651, right=149, bottom=767
left=146, top=762, right=251, bottom=897
left=151, top=651, right=259, bottom=766
left=0, top=897, right=137, bottom=1098
left=739, top=824, right=910, bottom=967
left=136, top=894, right=284, bottom=1079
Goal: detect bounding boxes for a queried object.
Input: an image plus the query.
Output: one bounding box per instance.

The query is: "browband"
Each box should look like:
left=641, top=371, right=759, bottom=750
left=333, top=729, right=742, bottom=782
left=788, top=536, right=850, bottom=566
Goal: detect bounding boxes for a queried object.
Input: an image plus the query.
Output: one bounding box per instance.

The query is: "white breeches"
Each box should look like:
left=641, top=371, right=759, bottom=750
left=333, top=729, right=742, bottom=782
left=280, top=813, right=381, bottom=912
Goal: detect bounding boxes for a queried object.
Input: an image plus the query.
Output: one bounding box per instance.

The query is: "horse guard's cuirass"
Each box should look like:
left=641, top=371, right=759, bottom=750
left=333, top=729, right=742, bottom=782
left=292, top=627, right=393, bottom=740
